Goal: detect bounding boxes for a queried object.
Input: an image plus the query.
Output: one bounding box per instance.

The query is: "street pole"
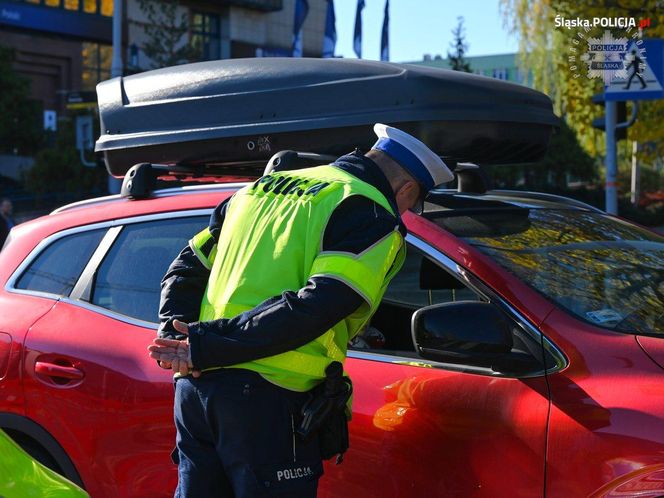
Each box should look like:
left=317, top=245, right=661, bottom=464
left=605, top=100, right=618, bottom=215
left=111, top=0, right=123, bottom=79
left=108, top=0, right=123, bottom=195
left=630, top=140, right=640, bottom=206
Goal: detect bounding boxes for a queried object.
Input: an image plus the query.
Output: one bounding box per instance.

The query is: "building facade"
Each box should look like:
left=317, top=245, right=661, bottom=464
left=0, top=0, right=325, bottom=121
left=410, top=52, right=533, bottom=87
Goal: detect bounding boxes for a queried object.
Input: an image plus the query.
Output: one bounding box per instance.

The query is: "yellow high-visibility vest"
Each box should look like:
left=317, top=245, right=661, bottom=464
left=190, top=165, right=405, bottom=391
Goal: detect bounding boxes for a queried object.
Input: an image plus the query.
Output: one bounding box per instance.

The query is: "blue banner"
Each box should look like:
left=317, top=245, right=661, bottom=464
left=380, top=0, right=389, bottom=61
left=291, top=0, right=309, bottom=57
left=322, top=0, right=336, bottom=58
left=353, top=0, right=365, bottom=58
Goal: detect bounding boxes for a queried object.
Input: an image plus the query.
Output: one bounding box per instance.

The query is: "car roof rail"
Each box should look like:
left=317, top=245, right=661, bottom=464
left=121, top=163, right=201, bottom=199
left=121, top=152, right=339, bottom=200
left=120, top=162, right=259, bottom=199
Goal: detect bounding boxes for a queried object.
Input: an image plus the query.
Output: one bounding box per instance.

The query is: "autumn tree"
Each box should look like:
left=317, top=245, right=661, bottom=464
left=499, top=0, right=664, bottom=161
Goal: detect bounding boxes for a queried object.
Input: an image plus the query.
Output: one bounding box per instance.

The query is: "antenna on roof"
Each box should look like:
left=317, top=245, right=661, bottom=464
left=455, top=163, right=490, bottom=194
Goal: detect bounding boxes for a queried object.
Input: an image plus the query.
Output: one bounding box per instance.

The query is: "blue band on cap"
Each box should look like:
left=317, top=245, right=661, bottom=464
left=372, top=138, right=434, bottom=190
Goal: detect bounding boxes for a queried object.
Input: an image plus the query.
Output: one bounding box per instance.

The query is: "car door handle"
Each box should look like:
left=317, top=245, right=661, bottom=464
left=35, top=361, right=85, bottom=381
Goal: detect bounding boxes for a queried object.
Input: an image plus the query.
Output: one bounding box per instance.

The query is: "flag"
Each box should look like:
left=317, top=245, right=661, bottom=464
left=291, top=0, right=309, bottom=57
left=353, top=0, right=365, bottom=59
left=380, top=0, right=389, bottom=61
left=322, top=0, right=337, bottom=58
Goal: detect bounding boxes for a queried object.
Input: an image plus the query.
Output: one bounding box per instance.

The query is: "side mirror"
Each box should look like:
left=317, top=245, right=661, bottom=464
left=411, top=301, right=513, bottom=368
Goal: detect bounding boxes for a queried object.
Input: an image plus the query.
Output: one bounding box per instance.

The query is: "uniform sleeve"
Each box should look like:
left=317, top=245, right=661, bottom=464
left=188, top=276, right=363, bottom=369
left=158, top=246, right=210, bottom=340
left=157, top=198, right=229, bottom=340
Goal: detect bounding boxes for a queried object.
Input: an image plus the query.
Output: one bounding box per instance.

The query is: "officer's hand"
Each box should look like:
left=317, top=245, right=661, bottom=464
left=148, top=338, right=190, bottom=375
left=148, top=321, right=201, bottom=378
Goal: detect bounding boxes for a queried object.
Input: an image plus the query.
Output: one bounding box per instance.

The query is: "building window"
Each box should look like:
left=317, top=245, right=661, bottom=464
left=82, top=42, right=112, bottom=90
left=492, top=68, right=508, bottom=80
left=18, top=0, right=112, bottom=17
left=100, top=0, right=112, bottom=16
left=191, top=11, right=221, bottom=61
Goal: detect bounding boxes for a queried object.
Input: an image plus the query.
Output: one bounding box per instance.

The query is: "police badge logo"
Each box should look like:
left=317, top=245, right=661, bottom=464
left=580, top=30, right=630, bottom=84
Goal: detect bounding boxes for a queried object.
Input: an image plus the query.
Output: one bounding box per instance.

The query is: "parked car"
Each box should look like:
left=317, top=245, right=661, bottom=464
left=1, top=59, right=663, bottom=498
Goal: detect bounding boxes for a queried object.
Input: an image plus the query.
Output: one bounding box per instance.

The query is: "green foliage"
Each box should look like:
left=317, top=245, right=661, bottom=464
left=539, top=119, right=598, bottom=187
left=447, top=17, right=472, bottom=72
left=492, top=118, right=598, bottom=189
left=0, top=46, right=43, bottom=155
left=499, top=0, right=664, bottom=159
left=137, top=0, right=202, bottom=69
left=24, top=119, right=106, bottom=199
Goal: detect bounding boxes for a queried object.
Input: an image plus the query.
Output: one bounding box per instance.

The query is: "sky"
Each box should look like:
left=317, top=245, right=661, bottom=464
left=331, top=0, right=519, bottom=62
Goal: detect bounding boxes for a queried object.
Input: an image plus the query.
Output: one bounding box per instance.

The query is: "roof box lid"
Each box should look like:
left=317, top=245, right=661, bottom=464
left=95, top=58, right=559, bottom=177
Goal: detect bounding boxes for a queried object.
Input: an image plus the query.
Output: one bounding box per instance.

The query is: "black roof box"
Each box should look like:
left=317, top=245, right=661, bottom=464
left=95, top=58, right=559, bottom=177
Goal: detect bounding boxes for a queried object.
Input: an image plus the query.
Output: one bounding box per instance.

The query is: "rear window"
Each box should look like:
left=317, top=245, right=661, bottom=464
left=428, top=209, right=664, bottom=337
left=91, top=216, right=207, bottom=323
left=16, top=229, right=106, bottom=296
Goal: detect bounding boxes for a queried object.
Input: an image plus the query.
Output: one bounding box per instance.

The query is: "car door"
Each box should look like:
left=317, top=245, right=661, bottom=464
left=22, top=211, right=209, bottom=498
left=319, top=236, right=554, bottom=498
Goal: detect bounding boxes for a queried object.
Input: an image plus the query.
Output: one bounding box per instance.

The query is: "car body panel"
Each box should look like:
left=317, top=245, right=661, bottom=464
left=636, top=335, right=664, bottom=371
left=0, top=291, right=57, bottom=415
left=23, top=300, right=175, bottom=497
left=541, top=309, right=664, bottom=497
left=320, top=358, right=550, bottom=498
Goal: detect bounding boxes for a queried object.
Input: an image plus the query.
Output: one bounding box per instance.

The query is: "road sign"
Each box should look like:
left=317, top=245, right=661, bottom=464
left=605, top=39, right=664, bottom=101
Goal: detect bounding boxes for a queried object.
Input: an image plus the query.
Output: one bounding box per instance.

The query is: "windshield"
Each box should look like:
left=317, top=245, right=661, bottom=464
left=428, top=209, right=664, bottom=336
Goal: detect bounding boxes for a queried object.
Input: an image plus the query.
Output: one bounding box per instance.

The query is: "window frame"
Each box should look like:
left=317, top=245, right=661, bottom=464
left=6, top=209, right=213, bottom=329
left=347, top=234, right=567, bottom=379
left=190, top=10, right=221, bottom=61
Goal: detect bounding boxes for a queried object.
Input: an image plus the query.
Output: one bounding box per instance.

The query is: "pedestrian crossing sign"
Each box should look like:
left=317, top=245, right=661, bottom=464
left=605, top=39, right=664, bottom=101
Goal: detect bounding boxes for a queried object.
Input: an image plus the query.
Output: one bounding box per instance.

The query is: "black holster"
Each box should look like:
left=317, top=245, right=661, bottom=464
left=296, top=361, right=352, bottom=464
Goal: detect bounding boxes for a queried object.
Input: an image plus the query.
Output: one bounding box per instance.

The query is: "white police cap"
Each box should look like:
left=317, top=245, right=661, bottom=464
left=372, top=123, right=454, bottom=191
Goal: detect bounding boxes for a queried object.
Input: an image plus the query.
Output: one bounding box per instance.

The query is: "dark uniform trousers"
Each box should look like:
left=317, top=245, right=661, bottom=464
left=173, top=368, right=323, bottom=498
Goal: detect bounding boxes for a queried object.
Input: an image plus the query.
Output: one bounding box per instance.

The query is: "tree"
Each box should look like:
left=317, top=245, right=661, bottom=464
left=24, top=119, right=106, bottom=201
left=447, top=16, right=472, bottom=72
left=137, top=0, right=201, bottom=69
left=491, top=118, right=597, bottom=190
left=499, top=0, right=664, bottom=161
left=0, top=46, right=42, bottom=155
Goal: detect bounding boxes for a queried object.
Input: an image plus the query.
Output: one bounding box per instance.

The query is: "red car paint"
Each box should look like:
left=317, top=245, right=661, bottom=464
left=0, top=187, right=663, bottom=498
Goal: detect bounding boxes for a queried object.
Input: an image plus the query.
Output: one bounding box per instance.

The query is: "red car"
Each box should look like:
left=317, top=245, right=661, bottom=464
left=1, top=59, right=663, bottom=497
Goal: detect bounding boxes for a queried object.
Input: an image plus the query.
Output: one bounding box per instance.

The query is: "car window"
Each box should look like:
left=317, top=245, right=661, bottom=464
left=428, top=209, right=664, bottom=336
left=15, top=229, right=106, bottom=296
left=91, top=216, right=208, bottom=323
left=354, top=244, right=481, bottom=354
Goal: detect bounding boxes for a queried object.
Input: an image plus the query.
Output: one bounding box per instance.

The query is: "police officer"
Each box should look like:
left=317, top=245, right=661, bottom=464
left=148, top=123, right=453, bottom=498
